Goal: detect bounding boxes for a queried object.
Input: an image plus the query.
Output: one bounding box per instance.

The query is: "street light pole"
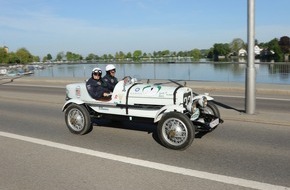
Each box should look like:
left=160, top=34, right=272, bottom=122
left=245, top=0, right=256, bottom=114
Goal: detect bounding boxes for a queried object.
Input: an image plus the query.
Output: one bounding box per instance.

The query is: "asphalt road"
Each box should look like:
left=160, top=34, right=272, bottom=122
left=0, top=84, right=290, bottom=190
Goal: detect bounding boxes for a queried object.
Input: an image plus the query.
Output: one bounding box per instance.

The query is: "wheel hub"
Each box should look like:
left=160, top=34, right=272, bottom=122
left=168, top=130, right=176, bottom=139
left=70, top=114, right=81, bottom=125
left=68, top=109, right=84, bottom=131
left=167, top=125, right=183, bottom=139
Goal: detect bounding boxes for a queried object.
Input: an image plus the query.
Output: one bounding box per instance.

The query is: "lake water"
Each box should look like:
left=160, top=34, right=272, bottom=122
left=32, top=62, right=290, bottom=84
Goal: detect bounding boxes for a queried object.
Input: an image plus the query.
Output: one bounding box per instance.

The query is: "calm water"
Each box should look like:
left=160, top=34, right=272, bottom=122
left=32, top=62, right=290, bottom=84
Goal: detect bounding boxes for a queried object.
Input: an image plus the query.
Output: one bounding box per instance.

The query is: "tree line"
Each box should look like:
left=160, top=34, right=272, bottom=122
left=1, top=36, right=289, bottom=65
left=208, top=36, right=290, bottom=62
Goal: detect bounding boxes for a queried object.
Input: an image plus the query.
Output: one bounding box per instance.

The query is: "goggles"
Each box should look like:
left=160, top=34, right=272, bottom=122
left=93, top=70, right=102, bottom=76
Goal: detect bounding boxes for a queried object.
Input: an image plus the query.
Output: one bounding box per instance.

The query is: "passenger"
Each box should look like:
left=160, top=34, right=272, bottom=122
left=86, top=68, right=111, bottom=100
left=103, top=64, right=118, bottom=92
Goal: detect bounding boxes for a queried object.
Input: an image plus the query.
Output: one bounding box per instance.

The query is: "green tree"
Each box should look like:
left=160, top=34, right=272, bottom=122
left=0, top=47, right=8, bottom=63
left=279, top=36, right=290, bottom=53
left=115, top=52, right=120, bottom=60
left=119, top=51, right=125, bottom=60
left=190, top=49, right=202, bottom=60
left=115, top=51, right=125, bottom=61
left=206, top=48, right=214, bottom=59
left=267, top=38, right=283, bottom=61
left=33, top=56, right=40, bottom=62
left=213, top=43, right=231, bottom=61
left=86, top=53, right=96, bottom=61
left=7, top=52, right=19, bottom=63
left=42, top=56, right=47, bottom=62
left=15, top=48, right=33, bottom=64
left=66, top=51, right=82, bottom=62
left=126, top=52, right=132, bottom=60
left=56, top=52, right=65, bottom=61
left=101, top=54, right=108, bottom=60
left=47, top=53, right=52, bottom=61
left=133, top=50, right=142, bottom=61
left=230, top=38, right=245, bottom=55
left=177, top=51, right=185, bottom=57
left=66, top=52, right=73, bottom=61
left=161, top=50, right=170, bottom=56
left=107, top=54, right=114, bottom=61
left=95, top=54, right=100, bottom=60
left=171, top=51, right=176, bottom=57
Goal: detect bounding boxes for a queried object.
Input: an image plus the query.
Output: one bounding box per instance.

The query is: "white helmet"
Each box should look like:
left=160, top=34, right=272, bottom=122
left=92, top=67, right=102, bottom=75
left=106, top=64, right=116, bottom=71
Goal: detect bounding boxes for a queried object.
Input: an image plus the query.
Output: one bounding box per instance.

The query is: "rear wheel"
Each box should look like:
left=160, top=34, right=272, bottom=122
left=157, top=112, right=194, bottom=150
left=64, top=104, right=92, bottom=135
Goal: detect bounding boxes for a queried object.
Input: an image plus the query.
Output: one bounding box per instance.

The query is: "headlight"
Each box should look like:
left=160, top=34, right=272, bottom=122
left=75, top=86, right=81, bottom=98
left=187, top=100, right=197, bottom=113
left=198, top=96, right=207, bottom=107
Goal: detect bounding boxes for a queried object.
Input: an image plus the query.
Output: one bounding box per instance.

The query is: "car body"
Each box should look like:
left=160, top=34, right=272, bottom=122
left=63, top=76, right=223, bottom=150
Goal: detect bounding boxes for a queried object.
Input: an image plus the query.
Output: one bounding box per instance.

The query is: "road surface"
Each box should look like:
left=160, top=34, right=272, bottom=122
left=0, top=83, right=289, bottom=190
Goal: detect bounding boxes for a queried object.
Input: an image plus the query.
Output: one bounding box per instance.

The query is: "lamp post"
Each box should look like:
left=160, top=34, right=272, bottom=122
left=245, top=0, right=256, bottom=114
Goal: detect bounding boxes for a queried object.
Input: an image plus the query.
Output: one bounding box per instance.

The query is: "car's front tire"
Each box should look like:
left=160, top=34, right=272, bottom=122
left=64, top=104, right=92, bottom=135
left=157, top=112, right=194, bottom=150
left=202, top=101, right=220, bottom=118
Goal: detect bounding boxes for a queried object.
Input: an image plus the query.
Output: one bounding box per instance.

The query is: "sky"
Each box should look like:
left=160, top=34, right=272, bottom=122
left=0, top=0, right=289, bottom=58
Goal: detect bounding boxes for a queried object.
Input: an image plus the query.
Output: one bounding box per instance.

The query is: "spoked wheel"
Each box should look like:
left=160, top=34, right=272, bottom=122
left=201, top=101, right=220, bottom=118
left=201, top=101, right=221, bottom=128
left=64, top=104, right=92, bottom=135
left=157, top=112, right=194, bottom=150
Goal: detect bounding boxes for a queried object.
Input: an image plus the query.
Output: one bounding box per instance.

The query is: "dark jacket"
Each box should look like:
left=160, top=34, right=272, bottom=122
left=103, top=74, right=118, bottom=92
left=86, top=78, right=110, bottom=100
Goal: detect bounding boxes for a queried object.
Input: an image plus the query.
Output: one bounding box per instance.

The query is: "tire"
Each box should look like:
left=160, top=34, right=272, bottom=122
left=64, top=104, right=92, bottom=135
left=157, top=112, right=194, bottom=150
left=200, top=101, right=221, bottom=130
left=202, top=101, right=220, bottom=118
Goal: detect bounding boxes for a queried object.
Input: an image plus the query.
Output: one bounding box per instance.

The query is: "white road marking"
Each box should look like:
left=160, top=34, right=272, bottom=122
left=1, top=131, right=289, bottom=190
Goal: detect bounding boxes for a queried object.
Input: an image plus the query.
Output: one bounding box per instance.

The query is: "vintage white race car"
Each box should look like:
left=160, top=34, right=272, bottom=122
left=62, top=76, right=223, bottom=150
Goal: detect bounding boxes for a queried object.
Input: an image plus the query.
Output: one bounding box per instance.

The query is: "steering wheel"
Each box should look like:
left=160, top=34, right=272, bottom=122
left=122, top=76, right=132, bottom=86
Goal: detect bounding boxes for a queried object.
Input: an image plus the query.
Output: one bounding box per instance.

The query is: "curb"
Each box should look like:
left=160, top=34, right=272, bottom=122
left=223, top=116, right=290, bottom=127
left=220, top=109, right=290, bottom=127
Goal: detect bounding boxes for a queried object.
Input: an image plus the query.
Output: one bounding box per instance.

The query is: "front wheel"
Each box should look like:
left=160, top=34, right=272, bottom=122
left=202, top=101, right=220, bottom=118
left=64, top=104, right=92, bottom=135
left=200, top=101, right=221, bottom=130
left=157, top=112, right=194, bottom=150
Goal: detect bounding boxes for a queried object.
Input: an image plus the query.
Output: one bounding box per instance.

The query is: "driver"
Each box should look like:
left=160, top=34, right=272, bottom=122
left=86, top=68, right=111, bottom=100
left=103, top=64, right=118, bottom=92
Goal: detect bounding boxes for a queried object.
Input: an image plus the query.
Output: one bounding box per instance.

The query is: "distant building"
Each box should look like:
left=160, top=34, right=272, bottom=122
left=238, top=45, right=263, bottom=57
left=2, top=46, right=9, bottom=53
left=238, top=48, right=247, bottom=56
left=254, top=45, right=263, bottom=55
left=4, top=46, right=8, bottom=53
